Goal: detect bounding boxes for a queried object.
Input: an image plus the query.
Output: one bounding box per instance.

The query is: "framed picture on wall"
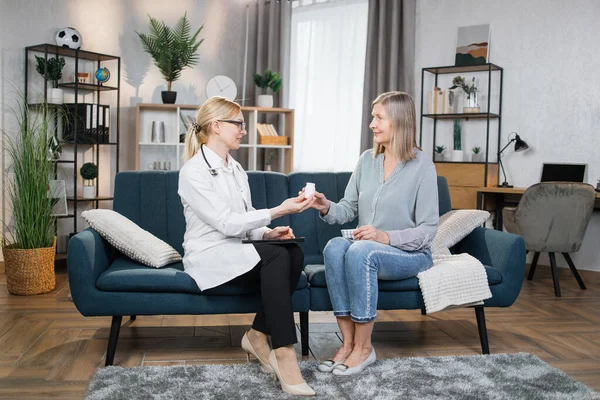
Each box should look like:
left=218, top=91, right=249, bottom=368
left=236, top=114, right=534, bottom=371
left=455, top=24, right=490, bottom=66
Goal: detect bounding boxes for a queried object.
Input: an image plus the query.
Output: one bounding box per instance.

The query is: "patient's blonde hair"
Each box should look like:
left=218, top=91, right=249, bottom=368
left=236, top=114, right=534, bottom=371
left=183, top=96, right=241, bottom=162
left=372, top=91, right=419, bottom=162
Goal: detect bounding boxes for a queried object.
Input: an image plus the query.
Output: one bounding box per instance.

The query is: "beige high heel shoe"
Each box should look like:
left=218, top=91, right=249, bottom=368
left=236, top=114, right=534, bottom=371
left=269, top=351, right=316, bottom=396
left=241, top=331, right=273, bottom=373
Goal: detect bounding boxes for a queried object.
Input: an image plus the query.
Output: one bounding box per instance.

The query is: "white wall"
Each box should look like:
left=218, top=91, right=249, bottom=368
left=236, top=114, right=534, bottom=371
left=415, top=0, right=600, bottom=271
left=1, top=0, right=256, bottom=258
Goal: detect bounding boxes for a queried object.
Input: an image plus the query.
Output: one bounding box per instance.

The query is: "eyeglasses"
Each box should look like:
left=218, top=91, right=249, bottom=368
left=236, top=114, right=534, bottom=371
left=219, top=120, right=246, bottom=131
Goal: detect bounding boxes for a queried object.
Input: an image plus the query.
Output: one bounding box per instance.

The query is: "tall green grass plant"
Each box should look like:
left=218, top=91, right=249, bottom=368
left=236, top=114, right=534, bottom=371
left=3, top=101, right=56, bottom=249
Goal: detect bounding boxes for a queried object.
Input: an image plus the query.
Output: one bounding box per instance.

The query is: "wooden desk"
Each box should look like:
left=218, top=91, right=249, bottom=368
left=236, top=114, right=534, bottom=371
left=477, top=187, right=600, bottom=230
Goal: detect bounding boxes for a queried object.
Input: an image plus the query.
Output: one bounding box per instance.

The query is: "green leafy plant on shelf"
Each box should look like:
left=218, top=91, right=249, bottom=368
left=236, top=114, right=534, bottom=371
left=136, top=12, right=204, bottom=92
left=266, top=149, right=277, bottom=166
left=472, top=146, right=482, bottom=154
left=450, top=75, right=477, bottom=96
left=453, top=119, right=462, bottom=151
left=80, top=162, right=98, bottom=185
left=435, top=145, right=446, bottom=154
left=35, top=56, right=65, bottom=88
left=253, top=69, right=282, bottom=93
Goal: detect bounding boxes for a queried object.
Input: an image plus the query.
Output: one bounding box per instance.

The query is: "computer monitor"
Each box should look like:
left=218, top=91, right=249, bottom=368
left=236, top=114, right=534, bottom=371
left=540, top=163, right=587, bottom=183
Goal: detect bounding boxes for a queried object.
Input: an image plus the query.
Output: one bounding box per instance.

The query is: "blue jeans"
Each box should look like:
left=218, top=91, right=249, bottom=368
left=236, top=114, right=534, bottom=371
left=323, top=237, right=433, bottom=323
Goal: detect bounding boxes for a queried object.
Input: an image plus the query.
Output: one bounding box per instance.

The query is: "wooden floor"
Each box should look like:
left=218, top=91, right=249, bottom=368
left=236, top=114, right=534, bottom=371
left=0, top=264, right=598, bottom=399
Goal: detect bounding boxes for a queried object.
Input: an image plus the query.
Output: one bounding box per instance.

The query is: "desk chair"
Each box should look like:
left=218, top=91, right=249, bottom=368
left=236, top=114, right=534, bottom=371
left=502, top=182, right=595, bottom=297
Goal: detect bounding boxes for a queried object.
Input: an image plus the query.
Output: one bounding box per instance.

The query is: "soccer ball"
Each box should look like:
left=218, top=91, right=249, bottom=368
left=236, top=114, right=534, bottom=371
left=55, top=27, right=82, bottom=50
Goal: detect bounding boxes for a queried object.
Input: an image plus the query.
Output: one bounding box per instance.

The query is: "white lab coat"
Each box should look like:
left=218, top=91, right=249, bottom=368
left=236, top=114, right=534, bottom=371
left=178, top=146, right=271, bottom=290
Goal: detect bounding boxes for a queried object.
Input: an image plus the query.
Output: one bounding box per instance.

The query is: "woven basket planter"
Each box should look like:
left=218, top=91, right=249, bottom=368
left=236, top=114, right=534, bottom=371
left=3, top=238, right=56, bottom=295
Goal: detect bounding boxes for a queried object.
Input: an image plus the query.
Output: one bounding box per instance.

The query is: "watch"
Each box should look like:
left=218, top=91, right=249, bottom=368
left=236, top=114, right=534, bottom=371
left=205, top=75, right=238, bottom=101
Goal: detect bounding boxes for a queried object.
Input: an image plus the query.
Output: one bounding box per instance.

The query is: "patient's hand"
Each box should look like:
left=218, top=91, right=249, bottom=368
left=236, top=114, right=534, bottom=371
left=263, top=226, right=295, bottom=240
left=300, top=190, right=330, bottom=215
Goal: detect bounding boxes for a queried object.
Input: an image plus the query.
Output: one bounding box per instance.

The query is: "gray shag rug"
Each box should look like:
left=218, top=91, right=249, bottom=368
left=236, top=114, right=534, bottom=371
left=86, top=353, right=598, bottom=400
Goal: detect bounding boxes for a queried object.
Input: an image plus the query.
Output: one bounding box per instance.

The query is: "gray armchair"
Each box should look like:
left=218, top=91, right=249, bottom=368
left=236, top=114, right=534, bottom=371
left=503, top=182, right=595, bottom=297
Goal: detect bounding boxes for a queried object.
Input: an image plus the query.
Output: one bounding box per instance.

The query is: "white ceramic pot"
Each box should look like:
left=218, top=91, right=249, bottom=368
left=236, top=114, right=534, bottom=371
left=451, top=150, right=463, bottom=162
left=47, top=88, right=63, bottom=104
left=257, top=94, right=273, bottom=108
left=82, top=185, right=95, bottom=199
left=471, top=153, right=483, bottom=162
left=434, top=153, right=445, bottom=162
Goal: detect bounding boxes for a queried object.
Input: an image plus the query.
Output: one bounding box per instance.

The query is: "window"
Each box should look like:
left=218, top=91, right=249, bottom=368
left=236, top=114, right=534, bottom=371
left=289, top=0, right=368, bottom=171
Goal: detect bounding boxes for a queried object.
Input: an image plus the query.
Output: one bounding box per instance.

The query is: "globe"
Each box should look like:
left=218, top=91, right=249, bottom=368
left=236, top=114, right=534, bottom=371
left=95, top=67, right=110, bottom=84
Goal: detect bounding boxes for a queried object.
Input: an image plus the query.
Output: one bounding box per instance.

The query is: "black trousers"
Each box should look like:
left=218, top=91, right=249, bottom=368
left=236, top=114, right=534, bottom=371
left=224, top=243, right=304, bottom=349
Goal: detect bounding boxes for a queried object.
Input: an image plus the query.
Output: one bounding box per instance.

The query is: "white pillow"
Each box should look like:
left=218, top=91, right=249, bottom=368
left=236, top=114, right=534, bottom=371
left=81, top=209, right=182, bottom=268
left=431, top=210, right=490, bottom=255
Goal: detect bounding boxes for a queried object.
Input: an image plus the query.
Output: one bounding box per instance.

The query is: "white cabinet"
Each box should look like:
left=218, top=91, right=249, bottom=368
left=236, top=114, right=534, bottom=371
left=136, top=104, right=295, bottom=173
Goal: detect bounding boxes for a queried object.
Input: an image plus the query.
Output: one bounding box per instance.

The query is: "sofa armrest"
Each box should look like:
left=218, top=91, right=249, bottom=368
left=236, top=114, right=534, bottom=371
left=453, top=227, right=526, bottom=307
left=67, top=228, right=114, bottom=315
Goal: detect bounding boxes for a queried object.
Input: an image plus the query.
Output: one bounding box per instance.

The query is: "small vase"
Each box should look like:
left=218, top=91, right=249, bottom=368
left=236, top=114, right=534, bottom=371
left=257, top=95, right=273, bottom=108
left=82, top=185, right=95, bottom=199
left=161, top=91, right=177, bottom=104
left=151, top=121, right=165, bottom=143
left=471, top=153, right=483, bottom=162
left=464, top=92, right=480, bottom=113
left=451, top=150, right=463, bottom=162
left=47, top=88, right=63, bottom=104
left=434, top=153, right=444, bottom=162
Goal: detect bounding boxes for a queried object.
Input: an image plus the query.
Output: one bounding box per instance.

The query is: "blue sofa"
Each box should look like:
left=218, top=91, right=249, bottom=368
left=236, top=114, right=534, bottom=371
left=67, top=171, right=526, bottom=366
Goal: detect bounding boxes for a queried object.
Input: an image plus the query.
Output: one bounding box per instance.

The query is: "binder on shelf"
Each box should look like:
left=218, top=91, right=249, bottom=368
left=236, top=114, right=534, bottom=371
left=63, top=103, right=110, bottom=144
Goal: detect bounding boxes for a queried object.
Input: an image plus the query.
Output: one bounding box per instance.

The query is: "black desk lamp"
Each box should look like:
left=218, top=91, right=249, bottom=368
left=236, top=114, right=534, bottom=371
left=498, top=132, right=529, bottom=188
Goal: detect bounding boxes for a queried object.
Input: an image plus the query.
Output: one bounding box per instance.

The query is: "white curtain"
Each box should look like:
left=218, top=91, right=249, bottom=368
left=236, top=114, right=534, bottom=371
left=289, top=0, right=368, bottom=172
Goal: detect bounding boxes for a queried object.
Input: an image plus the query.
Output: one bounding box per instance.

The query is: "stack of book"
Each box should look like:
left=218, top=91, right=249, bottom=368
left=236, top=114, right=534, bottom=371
left=427, top=88, right=457, bottom=114
left=257, top=123, right=287, bottom=145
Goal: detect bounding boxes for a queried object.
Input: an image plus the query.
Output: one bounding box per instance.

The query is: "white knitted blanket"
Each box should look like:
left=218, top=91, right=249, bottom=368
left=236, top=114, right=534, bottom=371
left=417, top=253, right=492, bottom=314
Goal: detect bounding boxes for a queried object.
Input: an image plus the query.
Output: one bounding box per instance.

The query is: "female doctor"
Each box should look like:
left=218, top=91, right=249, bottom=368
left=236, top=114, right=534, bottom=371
left=178, top=96, right=316, bottom=396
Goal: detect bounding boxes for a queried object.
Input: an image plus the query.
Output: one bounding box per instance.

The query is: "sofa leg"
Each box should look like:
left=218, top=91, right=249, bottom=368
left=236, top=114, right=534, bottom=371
left=105, top=316, right=123, bottom=366
left=300, top=312, right=309, bottom=356
left=130, top=315, right=137, bottom=321
left=474, top=306, right=489, bottom=355
left=420, top=308, right=427, bottom=315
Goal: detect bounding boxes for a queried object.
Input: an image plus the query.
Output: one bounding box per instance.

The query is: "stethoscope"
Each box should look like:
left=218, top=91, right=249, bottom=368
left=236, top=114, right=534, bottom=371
left=201, top=144, right=248, bottom=211
left=201, top=144, right=219, bottom=176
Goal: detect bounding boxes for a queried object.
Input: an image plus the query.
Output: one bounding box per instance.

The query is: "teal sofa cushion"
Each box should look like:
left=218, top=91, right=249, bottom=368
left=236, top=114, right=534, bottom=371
left=97, top=256, right=308, bottom=295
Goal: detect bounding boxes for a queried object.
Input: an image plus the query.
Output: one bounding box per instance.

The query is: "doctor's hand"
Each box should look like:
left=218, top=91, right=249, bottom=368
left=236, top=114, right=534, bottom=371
left=353, top=225, right=390, bottom=244
left=270, top=194, right=316, bottom=220
left=263, top=226, right=295, bottom=240
left=298, top=189, right=331, bottom=215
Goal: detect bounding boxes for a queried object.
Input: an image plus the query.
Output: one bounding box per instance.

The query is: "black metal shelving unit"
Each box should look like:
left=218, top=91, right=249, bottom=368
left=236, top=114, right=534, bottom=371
left=24, top=43, right=120, bottom=243
left=419, top=63, right=503, bottom=186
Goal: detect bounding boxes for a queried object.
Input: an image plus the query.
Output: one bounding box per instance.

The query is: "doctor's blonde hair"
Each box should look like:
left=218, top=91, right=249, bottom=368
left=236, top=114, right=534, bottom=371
left=183, top=96, right=241, bottom=162
left=372, top=91, right=419, bottom=162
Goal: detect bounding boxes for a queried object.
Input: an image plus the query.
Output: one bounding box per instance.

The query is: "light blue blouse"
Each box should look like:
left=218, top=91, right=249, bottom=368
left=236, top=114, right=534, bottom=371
left=321, top=149, right=439, bottom=251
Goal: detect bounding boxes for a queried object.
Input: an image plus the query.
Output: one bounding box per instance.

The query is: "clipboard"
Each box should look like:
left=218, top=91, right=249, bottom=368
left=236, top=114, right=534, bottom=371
left=242, top=237, right=306, bottom=244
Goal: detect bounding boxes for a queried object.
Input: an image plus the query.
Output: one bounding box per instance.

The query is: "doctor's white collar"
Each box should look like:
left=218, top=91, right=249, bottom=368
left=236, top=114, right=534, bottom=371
left=201, top=145, right=237, bottom=171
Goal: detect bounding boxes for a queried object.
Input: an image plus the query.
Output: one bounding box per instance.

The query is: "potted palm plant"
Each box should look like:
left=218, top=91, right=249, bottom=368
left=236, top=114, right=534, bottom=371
left=253, top=69, right=282, bottom=108
left=471, top=146, right=483, bottom=162
left=35, top=55, right=65, bottom=104
left=434, top=145, right=446, bottom=161
left=80, top=162, right=98, bottom=199
left=136, top=12, right=204, bottom=104
left=2, top=102, right=57, bottom=295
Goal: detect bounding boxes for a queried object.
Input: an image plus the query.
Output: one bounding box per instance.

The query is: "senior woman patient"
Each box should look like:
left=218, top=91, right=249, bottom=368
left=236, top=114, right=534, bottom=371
left=178, top=96, right=316, bottom=396
left=306, top=91, right=439, bottom=376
